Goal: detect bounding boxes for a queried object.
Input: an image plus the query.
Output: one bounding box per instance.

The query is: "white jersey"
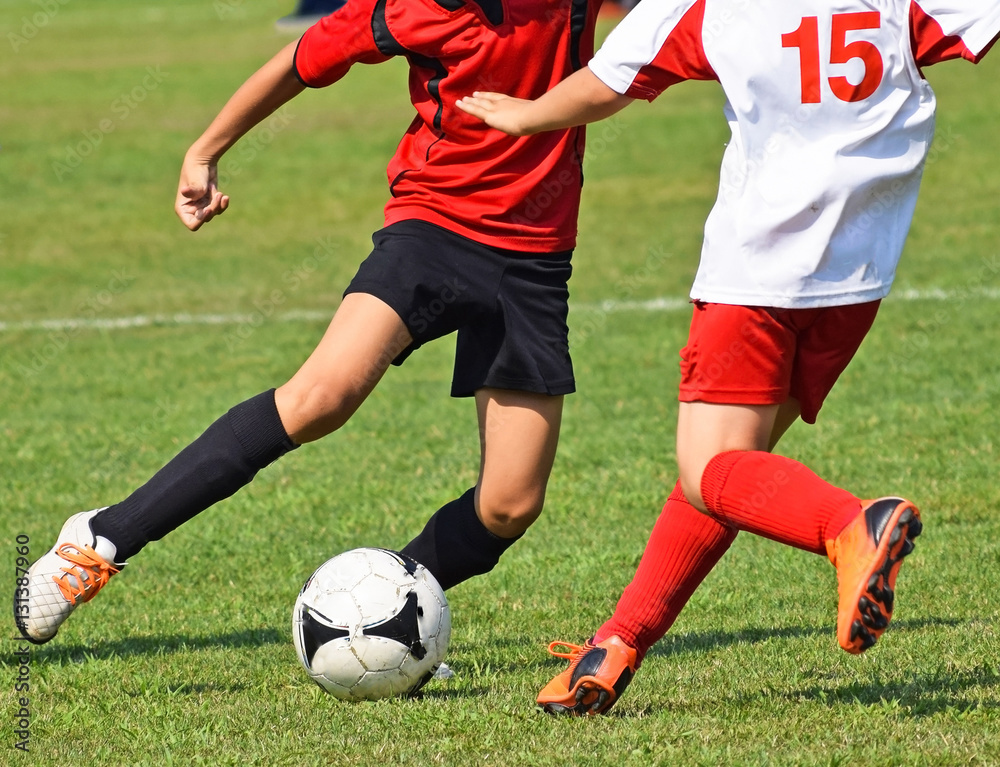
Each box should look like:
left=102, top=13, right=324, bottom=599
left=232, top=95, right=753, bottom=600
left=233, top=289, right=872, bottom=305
left=590, top=0, right=1000, bottom=307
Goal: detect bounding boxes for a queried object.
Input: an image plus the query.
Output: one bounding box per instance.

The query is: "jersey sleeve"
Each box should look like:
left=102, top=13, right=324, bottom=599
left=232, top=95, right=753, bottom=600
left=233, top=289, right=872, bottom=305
left=587, top=0, right=716, bottom=101
left=910, top=0, right=1000, bottom=65
left=293, top=0, right=392, bottom=88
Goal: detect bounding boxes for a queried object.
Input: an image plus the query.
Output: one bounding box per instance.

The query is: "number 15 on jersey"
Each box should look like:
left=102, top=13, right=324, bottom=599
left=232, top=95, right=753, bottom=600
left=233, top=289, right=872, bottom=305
left=782, top=12, right=884, bottom=104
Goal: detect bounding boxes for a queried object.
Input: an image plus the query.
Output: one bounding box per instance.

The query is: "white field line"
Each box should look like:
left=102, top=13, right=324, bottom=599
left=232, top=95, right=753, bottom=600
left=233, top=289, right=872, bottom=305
left=1, top=288, right=998, bottom=333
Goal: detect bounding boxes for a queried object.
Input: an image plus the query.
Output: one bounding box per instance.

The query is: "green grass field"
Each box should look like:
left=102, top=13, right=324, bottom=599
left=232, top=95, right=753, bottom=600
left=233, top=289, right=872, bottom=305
left=2, top=1, right=999, bottom=764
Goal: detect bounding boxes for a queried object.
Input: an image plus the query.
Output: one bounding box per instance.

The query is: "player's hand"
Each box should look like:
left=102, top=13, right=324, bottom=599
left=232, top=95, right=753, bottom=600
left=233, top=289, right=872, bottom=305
left=175, top=153, right=229, bottom=231
left=456, top=92, right=536, bottom=136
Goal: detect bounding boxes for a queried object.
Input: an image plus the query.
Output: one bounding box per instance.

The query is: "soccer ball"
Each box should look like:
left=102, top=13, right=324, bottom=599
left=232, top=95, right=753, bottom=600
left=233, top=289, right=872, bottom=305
left=291, top=548, right=450, bottom=701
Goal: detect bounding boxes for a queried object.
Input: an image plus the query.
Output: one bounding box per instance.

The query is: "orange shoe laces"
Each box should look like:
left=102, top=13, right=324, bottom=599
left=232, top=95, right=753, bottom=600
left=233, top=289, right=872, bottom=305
left=53, top=544, right=120, bottom=604
left=547, top=640, right=593, bottom=661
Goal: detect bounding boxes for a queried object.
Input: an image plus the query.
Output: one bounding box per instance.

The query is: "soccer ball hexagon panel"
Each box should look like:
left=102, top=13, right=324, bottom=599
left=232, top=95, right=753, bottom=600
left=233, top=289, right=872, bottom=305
left=292, top=548, right=451, bottom=701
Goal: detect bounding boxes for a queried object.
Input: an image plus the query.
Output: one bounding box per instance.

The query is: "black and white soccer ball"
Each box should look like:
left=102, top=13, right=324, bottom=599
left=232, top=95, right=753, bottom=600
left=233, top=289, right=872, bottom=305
left=292, top=548, right=450, bottom=701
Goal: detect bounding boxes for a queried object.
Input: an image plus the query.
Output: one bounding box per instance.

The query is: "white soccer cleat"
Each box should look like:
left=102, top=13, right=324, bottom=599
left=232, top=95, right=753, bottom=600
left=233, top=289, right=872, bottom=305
left=14, top=509, right=123, bottom=645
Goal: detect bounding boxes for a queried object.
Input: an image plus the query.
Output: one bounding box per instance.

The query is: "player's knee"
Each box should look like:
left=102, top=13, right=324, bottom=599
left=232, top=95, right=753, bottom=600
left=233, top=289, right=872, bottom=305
left=477, top=488, right=545, bottom=538
left=679, top=468, right=708, bottom=513
left=275, top=381, right=359, bottom=443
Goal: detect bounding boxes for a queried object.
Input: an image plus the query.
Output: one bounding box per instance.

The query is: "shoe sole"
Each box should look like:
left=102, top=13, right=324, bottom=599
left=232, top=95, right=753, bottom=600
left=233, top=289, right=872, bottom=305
left=540, top=679, right=614, bottom=716
left=13, top=596, right=35, bottom=644
left=14, top=561, right=57, bottom=645
left=541, top=680, right=617, bottom=716
left=842, top=502, right=923, bottom=653
left=537, top=639, right=637, bottom=716
left=14, top=546, right=67, bottom=645
left=538, top=665, right=635, bottom=717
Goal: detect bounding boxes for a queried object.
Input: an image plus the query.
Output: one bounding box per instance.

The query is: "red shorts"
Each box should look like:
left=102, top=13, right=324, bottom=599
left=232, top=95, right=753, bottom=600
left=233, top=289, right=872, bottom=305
left=677, top=300, right=880, bottom=423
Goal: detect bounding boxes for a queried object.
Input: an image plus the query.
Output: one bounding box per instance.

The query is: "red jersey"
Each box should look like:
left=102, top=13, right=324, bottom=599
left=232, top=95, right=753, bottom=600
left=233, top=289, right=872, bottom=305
left=294, top=0, right=602, bottom=252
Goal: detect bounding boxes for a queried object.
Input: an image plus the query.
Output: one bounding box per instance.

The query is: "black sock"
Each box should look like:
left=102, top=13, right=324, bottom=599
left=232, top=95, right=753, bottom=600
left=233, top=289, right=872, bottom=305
left=91, top=389, right=297, bottom=560
left=400, top=488, right=522, bottom=591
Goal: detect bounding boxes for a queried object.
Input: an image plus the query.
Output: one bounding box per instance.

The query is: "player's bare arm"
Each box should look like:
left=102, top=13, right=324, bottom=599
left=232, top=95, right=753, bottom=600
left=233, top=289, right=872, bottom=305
left=456, top=67, right=633, bottom=136
left=176, top=40, right=305, bottom=231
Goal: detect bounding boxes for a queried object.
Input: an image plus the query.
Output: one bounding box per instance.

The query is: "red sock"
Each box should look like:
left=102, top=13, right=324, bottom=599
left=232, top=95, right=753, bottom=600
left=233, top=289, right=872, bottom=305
left=594, top=482, right=737, bottom=665
left=700, top=450, right=860, bottom=556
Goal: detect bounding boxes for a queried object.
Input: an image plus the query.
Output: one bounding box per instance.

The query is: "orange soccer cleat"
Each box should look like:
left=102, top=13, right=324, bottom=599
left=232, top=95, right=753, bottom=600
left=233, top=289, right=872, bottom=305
left=536, top=635, right=638, bottom=716
left=826, top=497, right=922, bottom=654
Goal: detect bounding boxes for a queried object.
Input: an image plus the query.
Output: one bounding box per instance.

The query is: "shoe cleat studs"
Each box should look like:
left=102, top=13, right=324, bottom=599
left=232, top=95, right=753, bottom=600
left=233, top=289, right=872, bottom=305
left=889, top=526, right=902, bottom=547
left=882, top=590, right=894, bottom=613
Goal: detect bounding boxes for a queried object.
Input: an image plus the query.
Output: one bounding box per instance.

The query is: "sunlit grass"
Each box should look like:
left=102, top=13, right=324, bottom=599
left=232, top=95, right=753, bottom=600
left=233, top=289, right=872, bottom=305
left=2, top=1, right=998, bottom=764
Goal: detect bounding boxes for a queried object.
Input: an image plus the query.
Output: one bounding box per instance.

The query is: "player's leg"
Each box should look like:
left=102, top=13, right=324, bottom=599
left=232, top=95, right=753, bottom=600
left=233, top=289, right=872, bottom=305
left=97, top=291, right=410, bottom=555
left=402, top=388, right=563, bottom=590
left=274, top=292, right=413, bottom=442
left=17, top=293, right=411, bottom=645
left=768, top=397, right=801, bottom=449
left=401, top=240, right=573, bottom=591
left=475, top=387, right=563, bottom=537
left=684, top=401, right=921, bottom=653
left=536, top=404, right=786, bottom=716
left=674, top=300, right=911, bottom=551
left=592, top=397, right=802, bottom=659
left=536, top=477, right=735, bottom=716
left=537, top=300, right=915, bottom=714
left=676, top=301, right=920, bottom=653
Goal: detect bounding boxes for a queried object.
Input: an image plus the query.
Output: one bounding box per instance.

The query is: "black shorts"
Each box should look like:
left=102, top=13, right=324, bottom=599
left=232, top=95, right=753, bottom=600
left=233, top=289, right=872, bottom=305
left=345, top=220, right=575, bottom=397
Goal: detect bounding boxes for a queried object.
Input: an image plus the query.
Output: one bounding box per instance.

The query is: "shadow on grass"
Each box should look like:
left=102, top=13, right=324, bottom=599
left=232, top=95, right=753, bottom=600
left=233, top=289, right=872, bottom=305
left=22, top=627, right=286, bottom=665
left=784, top=665, right=1000, bottom=715
left=644, top=615, right=965, bottom=659
left=17, top=615, right=966, bottom=668
left=14, top=616, right=987, bottom=713
left=607, top=615, right=990, bottom=719
left=444, top=615, right=989, bottom=714
left=123, top=680, right=256, bottom=696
